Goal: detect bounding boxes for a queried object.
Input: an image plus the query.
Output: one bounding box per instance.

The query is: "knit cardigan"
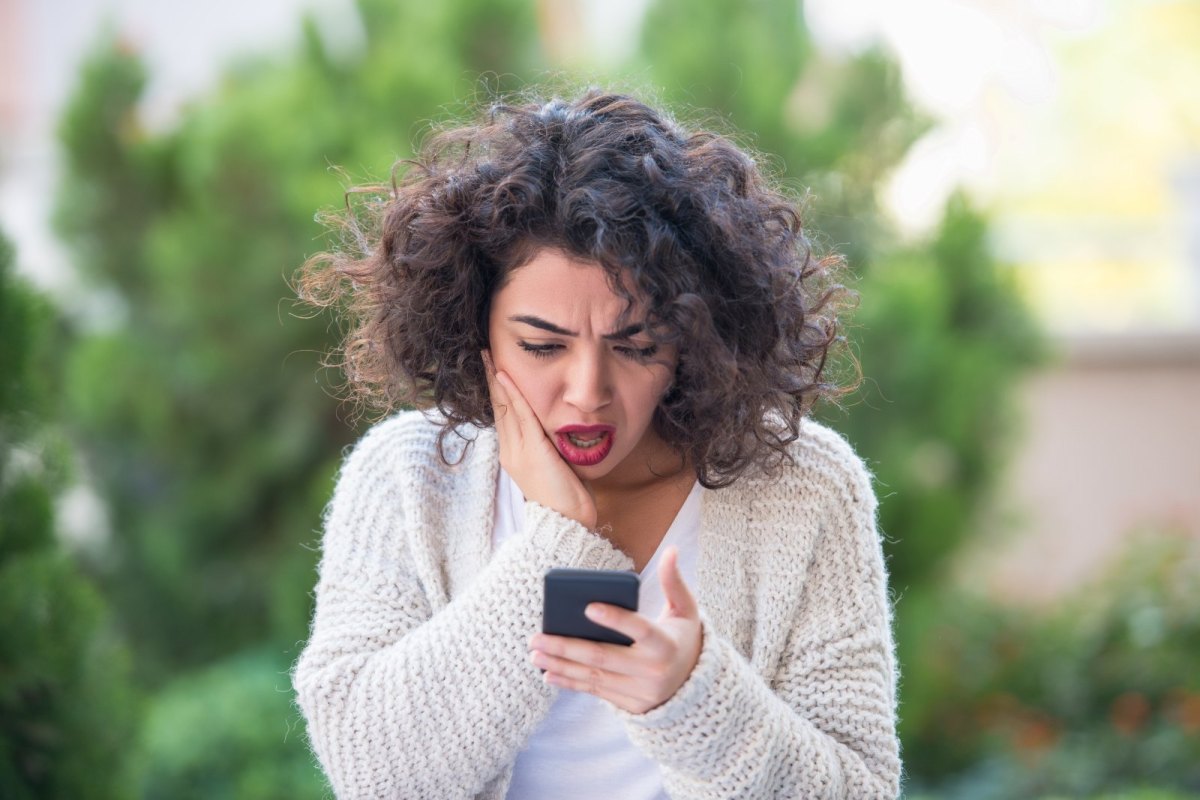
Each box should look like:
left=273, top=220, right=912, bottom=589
left=291, top=410, right=902, bottom=798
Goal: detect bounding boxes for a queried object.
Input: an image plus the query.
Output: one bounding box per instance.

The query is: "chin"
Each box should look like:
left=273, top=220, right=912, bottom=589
left=567, top=459, right=617, bottom=479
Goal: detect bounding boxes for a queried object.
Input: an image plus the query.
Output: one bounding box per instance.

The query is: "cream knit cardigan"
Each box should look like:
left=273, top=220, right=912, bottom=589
left=291, top=410, right=902, bottom=798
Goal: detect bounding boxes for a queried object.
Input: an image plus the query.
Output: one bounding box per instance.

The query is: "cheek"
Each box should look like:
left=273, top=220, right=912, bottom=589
left=500, top=359, right=555, bottom=423
left=628, top=372, right=673, bottom=422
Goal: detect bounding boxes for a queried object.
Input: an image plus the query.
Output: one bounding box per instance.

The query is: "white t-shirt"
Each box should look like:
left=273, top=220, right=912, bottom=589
left=494, top=467, right=702, bottom=800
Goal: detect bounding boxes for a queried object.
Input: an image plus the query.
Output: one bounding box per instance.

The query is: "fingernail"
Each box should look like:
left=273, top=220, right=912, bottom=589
left=585, top=604, right=604, bottom=620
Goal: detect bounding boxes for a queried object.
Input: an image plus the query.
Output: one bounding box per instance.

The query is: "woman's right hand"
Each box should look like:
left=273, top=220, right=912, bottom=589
left=483, top=350, right=598, bottom=530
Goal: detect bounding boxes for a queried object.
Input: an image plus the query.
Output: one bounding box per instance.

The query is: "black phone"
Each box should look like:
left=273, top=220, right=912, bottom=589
left=543, top=568, right=639, bottom=646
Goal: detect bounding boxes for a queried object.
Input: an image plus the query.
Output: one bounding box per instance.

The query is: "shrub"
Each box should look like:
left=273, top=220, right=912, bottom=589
left=902, top=533, right=1200, bottom=796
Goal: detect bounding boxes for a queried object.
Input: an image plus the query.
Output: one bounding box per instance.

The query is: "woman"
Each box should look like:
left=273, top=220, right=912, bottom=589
left=291, top=89, right=901, bottom=799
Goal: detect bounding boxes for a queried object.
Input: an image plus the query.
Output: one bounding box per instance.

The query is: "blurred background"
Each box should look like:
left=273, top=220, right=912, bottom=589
left=1, top=0, right=1197, bottom=797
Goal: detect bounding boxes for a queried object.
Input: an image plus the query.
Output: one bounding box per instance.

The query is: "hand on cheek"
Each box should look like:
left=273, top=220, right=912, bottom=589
left=482, top=350, right=598, bottom=530
left=529, top=547, right=703, bottom=714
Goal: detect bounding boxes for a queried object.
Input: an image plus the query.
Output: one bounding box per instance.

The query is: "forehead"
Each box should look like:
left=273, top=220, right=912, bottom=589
left=493, top=249, right=644, bottom=317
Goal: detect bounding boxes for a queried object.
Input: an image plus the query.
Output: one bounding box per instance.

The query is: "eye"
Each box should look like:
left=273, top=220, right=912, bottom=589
left=616, top=344, right=659, bottom=362
left=517, top=341, right=561, bottom=359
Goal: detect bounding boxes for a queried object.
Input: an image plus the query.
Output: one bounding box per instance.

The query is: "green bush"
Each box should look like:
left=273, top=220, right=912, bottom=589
left=901, top=534, right=1200, bottom=796
left=832, top=193, right=1044, bottom=593
left=0, top=232, right=140, bottom=798
left=130, top=648, right=327, bottom=800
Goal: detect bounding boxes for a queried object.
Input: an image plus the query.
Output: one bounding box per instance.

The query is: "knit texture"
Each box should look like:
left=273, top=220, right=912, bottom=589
left=291, top=410, right=902, bottom=798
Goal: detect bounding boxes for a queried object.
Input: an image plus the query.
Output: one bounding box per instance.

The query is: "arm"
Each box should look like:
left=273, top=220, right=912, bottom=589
left=290, top=420, right=632, bottom=799
left=618, top=454, right=901, bottom=798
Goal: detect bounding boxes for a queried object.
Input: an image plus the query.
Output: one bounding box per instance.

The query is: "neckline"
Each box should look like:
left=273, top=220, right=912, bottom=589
left=496, top=468, right=703, bottom=574
left=637, top=478, right=702, bottom=579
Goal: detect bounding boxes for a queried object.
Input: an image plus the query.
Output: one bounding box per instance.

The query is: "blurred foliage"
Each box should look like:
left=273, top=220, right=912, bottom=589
left=836, top=192, right=1044, bottom=591
left=129, top=648, right=325, bottom=800
left=0, top=232, right=140, bottom=797
left=639, top=0, right=928, bottom=271
left=902, top=534, right=1200, bottom=798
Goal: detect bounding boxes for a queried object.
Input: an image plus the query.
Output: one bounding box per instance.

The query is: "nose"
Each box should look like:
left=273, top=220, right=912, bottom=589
left=561, top=349, right=612, bottom=413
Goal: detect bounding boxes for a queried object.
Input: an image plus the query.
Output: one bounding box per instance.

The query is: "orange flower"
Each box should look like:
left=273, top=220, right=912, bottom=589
left=1110, top=691, right=1151, bottom=736
left=1011, top=705, right=1061, bottom=763
left=1162, top=688, right=1200, bottom=733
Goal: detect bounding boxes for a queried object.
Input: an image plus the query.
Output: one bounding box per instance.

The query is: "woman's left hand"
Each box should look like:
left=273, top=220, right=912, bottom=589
left=528, top=546, right=703, bottom=715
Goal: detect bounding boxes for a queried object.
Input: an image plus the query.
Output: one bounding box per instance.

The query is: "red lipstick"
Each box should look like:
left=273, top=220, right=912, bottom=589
left=554, top=424, right=616, bottom=466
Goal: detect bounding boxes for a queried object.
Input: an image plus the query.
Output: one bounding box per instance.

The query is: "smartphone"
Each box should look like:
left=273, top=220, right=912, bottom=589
left=543, top=568, right=639, bottom=646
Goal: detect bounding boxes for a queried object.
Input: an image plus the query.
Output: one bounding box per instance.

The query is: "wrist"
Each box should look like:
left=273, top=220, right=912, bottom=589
left=522, top=502, right=632, bottom=571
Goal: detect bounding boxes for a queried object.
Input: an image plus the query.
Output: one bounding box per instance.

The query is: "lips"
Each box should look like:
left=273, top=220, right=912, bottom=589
left=554, top=424, right=616, bottom=466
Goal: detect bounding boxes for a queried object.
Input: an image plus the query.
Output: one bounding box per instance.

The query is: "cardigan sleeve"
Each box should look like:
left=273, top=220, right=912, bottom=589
left=616, top=436, right=902, bottom=799
left=290, top=419, right=632, bottom=799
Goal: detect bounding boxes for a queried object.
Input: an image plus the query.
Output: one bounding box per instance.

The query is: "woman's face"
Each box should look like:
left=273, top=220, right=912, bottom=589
left=487, top=248, right=678, bottom=487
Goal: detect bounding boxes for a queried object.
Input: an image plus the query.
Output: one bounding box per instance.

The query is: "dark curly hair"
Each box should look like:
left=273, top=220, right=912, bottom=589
left=297, top=88, right=855, bottom=489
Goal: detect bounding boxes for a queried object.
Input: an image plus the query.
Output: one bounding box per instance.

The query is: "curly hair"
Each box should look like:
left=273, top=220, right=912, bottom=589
left=297, top=88, right=855, bottom=489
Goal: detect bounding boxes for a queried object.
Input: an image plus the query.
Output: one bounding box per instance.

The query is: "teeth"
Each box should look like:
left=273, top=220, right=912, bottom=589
left=567, top=432, right=605, bottom=448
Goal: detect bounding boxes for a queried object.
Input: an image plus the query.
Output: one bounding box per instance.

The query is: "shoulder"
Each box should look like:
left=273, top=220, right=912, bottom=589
left=735, top=417, right=877, bottom=516
left=339, top=409, right=441, bottom=475
left=333, top=409, right=496, bottom=495
left=787, top=417, right=876, bottom=510
left=701, top=418, right=880, bottom=566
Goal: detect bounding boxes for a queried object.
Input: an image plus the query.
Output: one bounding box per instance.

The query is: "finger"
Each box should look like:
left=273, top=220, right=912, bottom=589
left=482, top=350, right=506, bottom=412
left=482, top=348, right=497, bottom=386
left=493, top=368, right=540, bottom=440
left=482, top=350, right=520, bottom=444
left=584, top=603, right=658, bottom=646
left=658, top=546, right=699, bottom=619
left=535, top=652, right=643, bottom=695
left=531, top=648, right=639, bottom=690
left=531, top=633, right=640, bottom=678
left=541, top=665, right=648, bottom=708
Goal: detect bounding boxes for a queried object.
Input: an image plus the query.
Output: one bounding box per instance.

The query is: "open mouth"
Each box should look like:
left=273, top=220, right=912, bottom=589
left=566, top=432, right=605, bottom=447
left=554, top=426, right=615, bottom=466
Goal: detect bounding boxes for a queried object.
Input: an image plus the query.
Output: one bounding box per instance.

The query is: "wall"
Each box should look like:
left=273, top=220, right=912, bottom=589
left=962, top=331, right=1200, bottom=604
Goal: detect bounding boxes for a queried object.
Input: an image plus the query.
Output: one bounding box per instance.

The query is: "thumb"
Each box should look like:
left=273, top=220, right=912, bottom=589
left=658, top=546, right=698, bottom=619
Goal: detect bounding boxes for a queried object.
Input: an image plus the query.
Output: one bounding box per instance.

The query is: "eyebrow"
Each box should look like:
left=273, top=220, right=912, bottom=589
left=508, top=314, right=645, bottom=340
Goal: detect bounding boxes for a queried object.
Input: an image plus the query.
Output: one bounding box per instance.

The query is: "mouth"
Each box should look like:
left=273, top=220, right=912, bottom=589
left=554, top=425, right=616, bottom=466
